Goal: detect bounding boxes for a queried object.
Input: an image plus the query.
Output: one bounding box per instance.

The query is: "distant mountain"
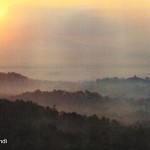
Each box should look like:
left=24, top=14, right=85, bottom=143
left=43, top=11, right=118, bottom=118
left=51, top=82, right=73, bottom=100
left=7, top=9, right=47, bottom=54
left=0, top=72, right=28, bottom=81
left=10, top=90, right=105, bottom=116
left=83, top=75, right=150, bottom=99
left=1, top=72, right=150, bottom=99
left=0, top=72, right=79, bottom=96
left=96, top=75, right=147, bottom=83
left=9, top=89, right=150, bottom=123
left=2, top=72, right=150, bottom=123
left=127, top=75, right=145, bottom=82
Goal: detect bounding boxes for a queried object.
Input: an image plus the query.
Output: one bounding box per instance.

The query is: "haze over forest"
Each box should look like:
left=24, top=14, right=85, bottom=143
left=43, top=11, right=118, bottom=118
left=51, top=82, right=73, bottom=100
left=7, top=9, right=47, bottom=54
left=0, top=72, right=150, bottom=123
left=0, top=0, right=150, bottom=81
left=1, top=0, right=150, bottom=149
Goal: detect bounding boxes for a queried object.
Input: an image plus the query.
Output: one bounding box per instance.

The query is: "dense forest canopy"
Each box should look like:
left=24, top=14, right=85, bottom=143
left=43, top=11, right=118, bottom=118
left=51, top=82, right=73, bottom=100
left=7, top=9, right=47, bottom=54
left=0, top=99, right=150, bottom=150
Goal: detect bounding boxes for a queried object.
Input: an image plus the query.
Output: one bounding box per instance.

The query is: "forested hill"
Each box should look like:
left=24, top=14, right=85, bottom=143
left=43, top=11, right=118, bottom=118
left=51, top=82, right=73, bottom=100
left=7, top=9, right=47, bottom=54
left=0, top=99, right=150, bottom=150
left=0, top=72, right=28, bottom=80
left=1, top=72, right=150, bottom=99
left=10, top=90, right=150, bottom=123
left=10, top=90, right=105, bottom=116
left=82, top=75, right=150, bottom=99
left=0, top=72, right=78, bottom=96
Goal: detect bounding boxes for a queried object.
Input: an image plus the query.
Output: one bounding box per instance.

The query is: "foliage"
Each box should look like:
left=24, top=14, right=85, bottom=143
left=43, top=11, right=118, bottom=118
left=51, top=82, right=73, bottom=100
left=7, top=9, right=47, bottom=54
left=0, top=99, right=149, bottom=150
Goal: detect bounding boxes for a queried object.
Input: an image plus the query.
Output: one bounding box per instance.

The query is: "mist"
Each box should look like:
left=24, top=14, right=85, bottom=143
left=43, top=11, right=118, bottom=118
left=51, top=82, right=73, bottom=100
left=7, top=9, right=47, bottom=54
left=0, top=6, right=150, bottom=81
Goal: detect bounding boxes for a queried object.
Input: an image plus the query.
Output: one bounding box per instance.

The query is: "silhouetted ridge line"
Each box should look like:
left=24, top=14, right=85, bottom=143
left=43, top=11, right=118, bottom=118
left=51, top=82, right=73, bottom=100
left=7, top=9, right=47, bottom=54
left=0, top=99, right=150, bottom=150
left=0, top=72, right=28, bottom=80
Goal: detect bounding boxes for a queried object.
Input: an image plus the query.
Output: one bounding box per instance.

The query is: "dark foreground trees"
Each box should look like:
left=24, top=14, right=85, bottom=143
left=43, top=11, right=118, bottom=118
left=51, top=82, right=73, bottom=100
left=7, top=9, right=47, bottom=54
left=0, top=99, right=149, bottom=150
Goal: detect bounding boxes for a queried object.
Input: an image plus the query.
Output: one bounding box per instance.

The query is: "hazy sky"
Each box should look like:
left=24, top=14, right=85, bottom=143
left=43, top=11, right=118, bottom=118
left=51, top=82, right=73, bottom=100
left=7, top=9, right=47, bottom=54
left=0, top=0, right=150, bottom=81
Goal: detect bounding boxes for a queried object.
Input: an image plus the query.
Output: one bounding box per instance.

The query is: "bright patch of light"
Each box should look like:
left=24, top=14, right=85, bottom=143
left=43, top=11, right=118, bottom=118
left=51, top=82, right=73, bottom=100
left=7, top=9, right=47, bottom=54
left=0, top=7, right=8, bottom=17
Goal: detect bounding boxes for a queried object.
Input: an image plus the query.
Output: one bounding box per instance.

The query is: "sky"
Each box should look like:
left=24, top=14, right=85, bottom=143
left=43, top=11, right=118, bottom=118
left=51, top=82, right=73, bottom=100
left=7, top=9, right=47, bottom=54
left=0, top=0, right=150, bottom=81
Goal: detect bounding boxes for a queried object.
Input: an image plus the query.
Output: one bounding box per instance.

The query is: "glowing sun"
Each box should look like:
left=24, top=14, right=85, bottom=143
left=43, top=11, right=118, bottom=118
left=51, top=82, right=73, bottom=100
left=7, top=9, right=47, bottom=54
left=0, top=6, right=8, bottom=17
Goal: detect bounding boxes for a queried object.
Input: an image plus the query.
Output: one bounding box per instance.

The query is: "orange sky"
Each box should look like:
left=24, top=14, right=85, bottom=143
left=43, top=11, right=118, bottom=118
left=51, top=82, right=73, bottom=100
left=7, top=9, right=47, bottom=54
left=0, top=0, right=150, bottom=9
left=0, top=0, right=150, bottom=80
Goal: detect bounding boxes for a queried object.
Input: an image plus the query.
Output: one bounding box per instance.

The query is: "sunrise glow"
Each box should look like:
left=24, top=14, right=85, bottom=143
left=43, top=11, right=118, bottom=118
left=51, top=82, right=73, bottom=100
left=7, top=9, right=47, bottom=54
left=0, top=0, right=150, bottom=80
left=0, top=6, right=8, bottom=17
left=0, top=0, right=150, bottom=9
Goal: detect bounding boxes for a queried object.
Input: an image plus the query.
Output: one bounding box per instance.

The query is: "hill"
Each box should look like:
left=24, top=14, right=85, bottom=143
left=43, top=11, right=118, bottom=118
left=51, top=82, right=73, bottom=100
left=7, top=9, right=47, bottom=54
left=0, top=72, right=78, bottom=96
left=83, top=75, right=150, bottom=99
left=0, top=99, right=150, bottom=150
left=0, top=72, right=150, bottom=100
left=10, top=90, right=104, bottom=116
left=1, top=72, right=150, bottom=99
left=10, top=90, right=150, bottom=123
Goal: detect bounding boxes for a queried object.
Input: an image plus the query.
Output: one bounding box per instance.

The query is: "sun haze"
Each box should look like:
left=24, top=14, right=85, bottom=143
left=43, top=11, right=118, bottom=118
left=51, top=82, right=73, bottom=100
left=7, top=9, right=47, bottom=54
left=0, top=0, right=150, bottom=9
left=0, top=5, right=8, bottom=17
left=0, top=0, right=150, bottom=81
